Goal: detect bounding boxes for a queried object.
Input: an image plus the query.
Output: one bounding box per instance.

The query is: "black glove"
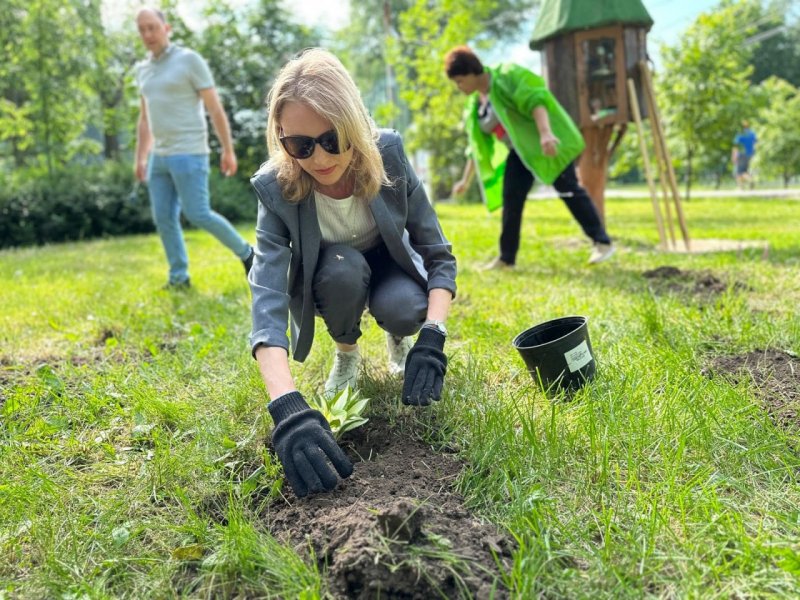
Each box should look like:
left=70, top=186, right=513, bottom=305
left=402, top=326, right=447, bottom=406
left=268, top=391, right=353, bottom=498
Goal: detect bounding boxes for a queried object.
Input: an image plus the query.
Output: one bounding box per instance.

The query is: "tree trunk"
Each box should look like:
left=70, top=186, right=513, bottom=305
left=12, top=139, right=25, bottom=168
left=578, top=124, right=615, bottom=224
left=36, top=6, right=54, bottom=180
left=100, top=78, right=125, bottom=161
left=104, top=133, right=120, bottom=160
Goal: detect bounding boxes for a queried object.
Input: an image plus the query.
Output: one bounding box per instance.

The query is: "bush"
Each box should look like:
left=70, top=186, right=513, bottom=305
left=207, top=169, right=258, bottom=225
left=0, top=163, right=257, bottom=249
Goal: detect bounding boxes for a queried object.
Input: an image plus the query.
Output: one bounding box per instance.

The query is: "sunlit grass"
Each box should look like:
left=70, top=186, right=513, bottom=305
left=2, top=195, right=800, bottom=597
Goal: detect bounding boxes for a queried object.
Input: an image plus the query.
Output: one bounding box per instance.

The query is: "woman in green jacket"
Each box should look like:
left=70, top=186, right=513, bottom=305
left=446, top=46, right=614, bottom=268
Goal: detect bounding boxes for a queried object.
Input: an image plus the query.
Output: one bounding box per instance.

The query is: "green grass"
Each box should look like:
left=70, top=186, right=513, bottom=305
left=2, top=194, right=800, bottom=598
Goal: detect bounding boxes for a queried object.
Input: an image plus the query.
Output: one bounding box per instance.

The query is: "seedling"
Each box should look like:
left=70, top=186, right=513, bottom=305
left=306, top=385, right=370, bottom=438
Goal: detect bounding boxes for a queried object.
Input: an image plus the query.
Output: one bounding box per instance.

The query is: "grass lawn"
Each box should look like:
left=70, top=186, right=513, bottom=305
left=1, top=194, right=799, bottom=598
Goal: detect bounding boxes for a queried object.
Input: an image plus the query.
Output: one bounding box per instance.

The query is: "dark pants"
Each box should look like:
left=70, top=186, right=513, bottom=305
left=312, top=243, right=428, bottom=345
left=500, top=150, right=611, bottom=265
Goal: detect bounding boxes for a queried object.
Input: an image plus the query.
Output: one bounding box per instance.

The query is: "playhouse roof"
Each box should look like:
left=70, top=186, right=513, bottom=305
left=530, top=0, right=653, bottom=49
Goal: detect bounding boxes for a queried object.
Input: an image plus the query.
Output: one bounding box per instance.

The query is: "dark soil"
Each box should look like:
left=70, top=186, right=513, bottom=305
left=704, top=349, right=800, bottom=433
left=643, top=265, right=748, bottom=296
left=260, top=417, right=513, bottom=599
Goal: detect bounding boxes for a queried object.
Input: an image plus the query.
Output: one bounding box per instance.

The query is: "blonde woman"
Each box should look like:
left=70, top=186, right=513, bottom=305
left=249, top=49, right=457, bottom=497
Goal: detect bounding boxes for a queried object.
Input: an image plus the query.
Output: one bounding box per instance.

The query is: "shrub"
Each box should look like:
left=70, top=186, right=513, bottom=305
left=0, top=163, right=257, bottom=249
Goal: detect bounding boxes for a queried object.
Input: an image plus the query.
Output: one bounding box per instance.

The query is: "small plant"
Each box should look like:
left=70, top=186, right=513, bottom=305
left=306, top=386, right=370, bottom=438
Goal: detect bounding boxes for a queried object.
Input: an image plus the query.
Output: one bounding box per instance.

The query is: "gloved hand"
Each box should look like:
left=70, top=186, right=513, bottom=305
left=268, top=391, right=353, bottom=497
left=402, top=326, right=447, bottom=406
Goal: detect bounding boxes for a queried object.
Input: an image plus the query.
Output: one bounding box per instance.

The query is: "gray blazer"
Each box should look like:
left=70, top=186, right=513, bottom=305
left=248, top=130, right=457, bottom=362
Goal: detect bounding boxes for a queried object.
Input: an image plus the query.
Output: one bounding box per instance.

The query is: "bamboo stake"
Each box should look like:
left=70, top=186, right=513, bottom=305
left=627, top=77, right=667, bottom=248
left=640, top=62, right=691, bottom=250
left=640, top=67, right=677, bottom=248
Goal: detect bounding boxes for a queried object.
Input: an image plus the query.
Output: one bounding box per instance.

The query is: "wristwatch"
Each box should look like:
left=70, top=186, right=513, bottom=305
left=422, top=319, right=448, bottom=337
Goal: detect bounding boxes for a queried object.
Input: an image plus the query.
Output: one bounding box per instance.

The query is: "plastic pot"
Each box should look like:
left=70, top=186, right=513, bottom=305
left=512, top=315, right=596, bottom=395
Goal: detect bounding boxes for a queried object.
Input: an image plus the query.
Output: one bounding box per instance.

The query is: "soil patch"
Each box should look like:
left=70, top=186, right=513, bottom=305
left=643, top=265, right=748, bottom=297
left=261, top=417, right=513, bottom=599
left=705, top=349, right=800, bottom=433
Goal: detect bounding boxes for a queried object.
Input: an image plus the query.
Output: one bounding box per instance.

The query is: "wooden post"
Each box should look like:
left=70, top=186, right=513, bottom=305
left=641, top=80, right=677, bottom=248
left=627, top=77, right=667, bottom=248
left=578, top=124, right=615, bottom=224
left=640, top=61, right=691, bottom=251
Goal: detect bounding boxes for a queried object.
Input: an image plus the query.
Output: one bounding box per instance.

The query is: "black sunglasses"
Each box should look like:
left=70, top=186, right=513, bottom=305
left=279, top=129, right=345, bottom=159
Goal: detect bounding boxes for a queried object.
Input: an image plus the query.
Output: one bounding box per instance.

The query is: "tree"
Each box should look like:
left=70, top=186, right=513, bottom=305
left=77, top=0, right=140, bottom=160
left=335, top=1, right=414, bottom=130
left=753, top=77, right=800, bottom=186
left=0, top=0, right=34, bottom=170
left=749, top=0, right=800, bottom=87
left=658, top=0, right=761, bottom=197
left=0, top=0, right=98, bottom=178
left=190, top=0, right=320, bottom=176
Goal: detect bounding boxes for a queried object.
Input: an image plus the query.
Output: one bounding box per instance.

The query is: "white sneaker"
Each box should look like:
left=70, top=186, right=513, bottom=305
left=324, top=348, right=362, bottom=396
left=588, top=242, right=616, bottom=265
left=386, top=332, right=414, bottom=376
left=480, top=256, right=514, bottom=271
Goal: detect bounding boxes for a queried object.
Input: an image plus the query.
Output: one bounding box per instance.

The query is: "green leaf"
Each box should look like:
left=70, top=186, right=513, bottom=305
left=350, top=399, right=369, bottom=415
left=172, top=544, right=205, bottom=561
left=331, top=388, right=351, bottom=413
left=111, top=526, right=130, bottom=547
left=338, top=417, right=369, bottom=435
left=306, top=386, right=371, bottom=438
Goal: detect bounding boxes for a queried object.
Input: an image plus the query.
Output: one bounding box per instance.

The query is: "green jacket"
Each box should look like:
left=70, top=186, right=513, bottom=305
left=464, top=63, right=585, bottom=211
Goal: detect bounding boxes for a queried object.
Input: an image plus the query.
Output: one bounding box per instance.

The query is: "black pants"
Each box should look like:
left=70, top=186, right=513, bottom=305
left=500, top=150, right=611, bottom=265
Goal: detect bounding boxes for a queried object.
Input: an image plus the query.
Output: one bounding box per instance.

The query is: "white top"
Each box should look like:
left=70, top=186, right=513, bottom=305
left=315, top=191, right=380, bottom=252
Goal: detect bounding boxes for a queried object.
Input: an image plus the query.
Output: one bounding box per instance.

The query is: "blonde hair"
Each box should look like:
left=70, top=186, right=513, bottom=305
left=265, top=48, right=388, bottom=202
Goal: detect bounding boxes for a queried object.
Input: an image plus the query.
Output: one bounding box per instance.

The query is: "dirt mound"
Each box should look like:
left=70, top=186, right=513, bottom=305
left=704, top=349, right=800, bottom=433
left=261, top=417, right=513, bottom=599
left=642, top=265, right=747, bottom=296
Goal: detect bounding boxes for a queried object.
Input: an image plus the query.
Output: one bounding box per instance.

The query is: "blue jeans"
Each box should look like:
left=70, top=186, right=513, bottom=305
left=147, top=153, right=250, bottom=284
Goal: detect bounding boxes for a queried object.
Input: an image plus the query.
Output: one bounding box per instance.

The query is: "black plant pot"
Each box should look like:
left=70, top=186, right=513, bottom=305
left=513, top=315, right=596, bottom=396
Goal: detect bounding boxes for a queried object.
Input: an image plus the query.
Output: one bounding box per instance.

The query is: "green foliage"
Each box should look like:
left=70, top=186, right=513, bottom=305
left=335, top=0, right=414, bottom=132
left=0, top=165, right=255, bottom=249
left=612, top=0, right=799, bottom=187
left=749, top=0, right=800, bottom=87
left=76, top=0, right=140, bottom=161
left=206, top=170, right=259, bottom=225
left=753, top=77, right=800, bottom=185
left=191, top=0, right=320, bottom=177
left=0, top=163, right=152, bottom=248
left=658, top=0, right=762, bottom=193
left=306, top=386, right=370, bottom=438
left=609, top=120, right=649, bottom=181
left=0, top=0, right=98, bottom=175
